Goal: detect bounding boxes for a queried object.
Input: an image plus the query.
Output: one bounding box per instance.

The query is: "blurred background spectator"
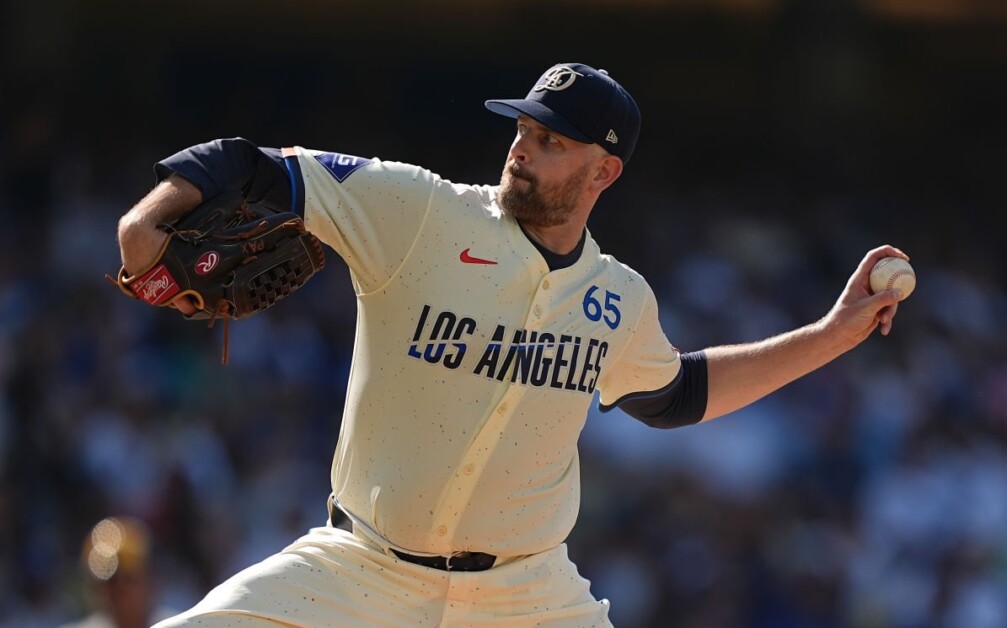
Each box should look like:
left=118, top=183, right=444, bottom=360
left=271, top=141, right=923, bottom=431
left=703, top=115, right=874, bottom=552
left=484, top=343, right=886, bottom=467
left=1, top=1, right=1004, bottom=626
left=59, top=517, right=174, bottom=628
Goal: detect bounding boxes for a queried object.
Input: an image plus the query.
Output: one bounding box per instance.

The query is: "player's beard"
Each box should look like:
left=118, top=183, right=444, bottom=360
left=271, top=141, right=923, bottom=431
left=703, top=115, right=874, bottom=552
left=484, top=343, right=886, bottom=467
left=498, top=162, right=589, bottom=228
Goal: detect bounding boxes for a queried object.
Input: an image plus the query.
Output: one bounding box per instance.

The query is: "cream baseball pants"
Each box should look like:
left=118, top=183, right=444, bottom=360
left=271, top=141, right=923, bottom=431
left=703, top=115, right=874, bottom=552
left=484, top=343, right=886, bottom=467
left=153, top=524, right=612, bottom=627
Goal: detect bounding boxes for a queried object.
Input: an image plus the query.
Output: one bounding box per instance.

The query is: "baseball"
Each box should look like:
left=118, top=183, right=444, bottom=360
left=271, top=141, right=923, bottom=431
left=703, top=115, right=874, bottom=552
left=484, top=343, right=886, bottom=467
left=870, top=257, right=916, bottom=300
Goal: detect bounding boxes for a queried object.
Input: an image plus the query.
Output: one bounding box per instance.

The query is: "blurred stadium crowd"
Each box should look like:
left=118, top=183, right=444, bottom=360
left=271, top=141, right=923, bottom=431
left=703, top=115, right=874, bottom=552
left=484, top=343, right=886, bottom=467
left=1, top=1, right=1004, bottom=626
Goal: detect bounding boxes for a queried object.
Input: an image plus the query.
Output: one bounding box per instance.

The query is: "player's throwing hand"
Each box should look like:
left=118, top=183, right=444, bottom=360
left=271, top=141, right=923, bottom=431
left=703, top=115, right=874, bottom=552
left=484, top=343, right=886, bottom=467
left=826, top=244, right=910, bottom=343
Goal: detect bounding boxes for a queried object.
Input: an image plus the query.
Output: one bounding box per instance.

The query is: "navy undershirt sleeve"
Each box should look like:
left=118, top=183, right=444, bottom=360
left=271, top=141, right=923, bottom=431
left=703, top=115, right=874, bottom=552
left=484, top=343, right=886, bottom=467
left=153, top=137, right=304, bottom=215
left=603, top=351, right=708, bottom=429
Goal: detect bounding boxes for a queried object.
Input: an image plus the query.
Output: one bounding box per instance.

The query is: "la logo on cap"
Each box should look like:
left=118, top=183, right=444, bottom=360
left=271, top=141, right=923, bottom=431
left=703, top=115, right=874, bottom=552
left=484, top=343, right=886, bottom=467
left=534, top=66, right=583, bottom=92
left=485, top=62, right=641, bottom=162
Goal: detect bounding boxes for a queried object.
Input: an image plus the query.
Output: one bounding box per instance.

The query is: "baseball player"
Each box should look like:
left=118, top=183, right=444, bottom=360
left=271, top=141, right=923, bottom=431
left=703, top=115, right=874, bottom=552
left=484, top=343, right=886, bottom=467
left=117, top=63, right=907, bottom=626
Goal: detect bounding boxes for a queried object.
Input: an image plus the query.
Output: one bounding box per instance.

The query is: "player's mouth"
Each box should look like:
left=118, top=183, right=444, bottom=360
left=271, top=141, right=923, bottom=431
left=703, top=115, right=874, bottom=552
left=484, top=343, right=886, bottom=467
left=508, top=163, right=535, bottom=185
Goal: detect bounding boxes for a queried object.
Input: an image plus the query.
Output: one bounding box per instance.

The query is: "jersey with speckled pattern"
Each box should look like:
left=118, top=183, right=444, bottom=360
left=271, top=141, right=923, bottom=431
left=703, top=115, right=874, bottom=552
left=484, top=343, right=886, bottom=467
left=288, top=147, right=681, bottom=556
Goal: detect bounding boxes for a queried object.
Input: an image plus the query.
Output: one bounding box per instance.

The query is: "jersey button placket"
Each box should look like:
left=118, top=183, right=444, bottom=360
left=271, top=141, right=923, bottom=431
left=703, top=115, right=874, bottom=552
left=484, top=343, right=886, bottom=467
left=530, top=276, right=551, bottom=322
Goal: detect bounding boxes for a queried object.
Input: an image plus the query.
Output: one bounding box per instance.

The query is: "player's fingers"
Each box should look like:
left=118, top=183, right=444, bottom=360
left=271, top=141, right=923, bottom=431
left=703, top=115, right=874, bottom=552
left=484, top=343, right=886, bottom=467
left=854, top=245, right=910, bottom=279
left=171, top=297, right=199, bottom=315
left=867, top=244, right=910, bottom=263
left=848, top=245, right=910, bottom=292
left=871, top=288, right=902, bottom=310
left=872, top=292, right=900, bottom=335
left=880, top=317, right=891, bottom=336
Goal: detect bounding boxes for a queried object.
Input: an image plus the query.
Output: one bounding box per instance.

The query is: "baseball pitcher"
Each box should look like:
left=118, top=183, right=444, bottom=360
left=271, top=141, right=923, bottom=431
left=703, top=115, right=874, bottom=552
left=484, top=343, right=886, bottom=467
left=115, top=63, right=907, bottom=626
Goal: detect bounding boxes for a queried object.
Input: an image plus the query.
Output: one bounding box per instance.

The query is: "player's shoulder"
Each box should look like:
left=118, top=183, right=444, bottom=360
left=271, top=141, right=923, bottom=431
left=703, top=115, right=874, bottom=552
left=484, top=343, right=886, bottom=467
left=446, top=182, right=501, bottom=214
left=294, top=148, right=492, bottom=200
left=601, top=253, right=646, bottom=283
left=581, top=245, right=661, bottom=330
left=426, top=174, right=501, bottom=220
left=293, top=148, right=434, bottom=183
left=587, top=236, right=652, bottom=291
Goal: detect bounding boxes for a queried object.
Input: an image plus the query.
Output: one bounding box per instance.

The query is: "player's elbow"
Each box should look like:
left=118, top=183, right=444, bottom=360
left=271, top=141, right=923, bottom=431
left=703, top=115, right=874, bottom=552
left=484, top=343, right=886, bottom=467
left=610, top=352, right=709, bottom=430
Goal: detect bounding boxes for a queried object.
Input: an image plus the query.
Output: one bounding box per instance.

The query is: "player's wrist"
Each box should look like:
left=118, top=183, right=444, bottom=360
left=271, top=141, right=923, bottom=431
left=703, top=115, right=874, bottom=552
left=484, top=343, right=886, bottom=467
left=118, top=177, right=204, bottom=275
left=117, top=218, right=170, bottom=276
left=816, top=310, right=863, bottom=355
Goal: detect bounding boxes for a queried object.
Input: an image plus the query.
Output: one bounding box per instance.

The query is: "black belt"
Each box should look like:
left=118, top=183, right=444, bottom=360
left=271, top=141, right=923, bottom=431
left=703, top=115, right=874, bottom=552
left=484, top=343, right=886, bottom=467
left=391, top=548, right=497, bottom=572
left=327, top=497, right=496, bottom=572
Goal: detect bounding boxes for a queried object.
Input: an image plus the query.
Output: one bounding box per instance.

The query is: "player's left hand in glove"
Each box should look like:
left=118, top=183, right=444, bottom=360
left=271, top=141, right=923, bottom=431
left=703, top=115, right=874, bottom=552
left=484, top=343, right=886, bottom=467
left=108, top=191, right=326, bottom=360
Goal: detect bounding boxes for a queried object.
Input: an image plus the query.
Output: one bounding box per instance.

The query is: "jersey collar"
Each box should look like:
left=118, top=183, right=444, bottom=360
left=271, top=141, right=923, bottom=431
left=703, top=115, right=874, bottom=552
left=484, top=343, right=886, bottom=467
left=516, top=222, right=587, bottom=272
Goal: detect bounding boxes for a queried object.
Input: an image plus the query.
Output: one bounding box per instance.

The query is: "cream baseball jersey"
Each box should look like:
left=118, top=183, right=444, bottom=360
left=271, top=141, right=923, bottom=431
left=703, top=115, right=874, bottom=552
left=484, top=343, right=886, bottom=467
left=285, top=147, right=682, bottom=556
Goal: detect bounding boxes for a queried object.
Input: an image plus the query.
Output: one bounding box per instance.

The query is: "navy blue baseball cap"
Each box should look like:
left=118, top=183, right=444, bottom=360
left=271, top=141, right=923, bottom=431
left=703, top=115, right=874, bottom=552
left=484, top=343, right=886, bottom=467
left=485, top=63, right=641, bottom=163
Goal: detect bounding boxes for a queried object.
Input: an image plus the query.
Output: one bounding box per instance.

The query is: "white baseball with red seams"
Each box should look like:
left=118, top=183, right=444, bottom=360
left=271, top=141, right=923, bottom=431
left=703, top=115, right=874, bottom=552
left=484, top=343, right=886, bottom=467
left=869, top=256, right=916, bottom=301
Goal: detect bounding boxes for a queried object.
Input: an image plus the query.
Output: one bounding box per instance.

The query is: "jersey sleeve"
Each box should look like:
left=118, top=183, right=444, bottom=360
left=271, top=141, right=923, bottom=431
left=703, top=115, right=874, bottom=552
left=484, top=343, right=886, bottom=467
left=154, top=138, right=292, bottom=212
left=596, top=282, right=682, bottom=408
left=285, top=147, right=435, bottom=295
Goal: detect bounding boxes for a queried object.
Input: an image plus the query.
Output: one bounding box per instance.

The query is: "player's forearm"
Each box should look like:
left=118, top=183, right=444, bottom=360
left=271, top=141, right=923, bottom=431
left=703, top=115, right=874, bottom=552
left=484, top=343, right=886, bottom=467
left=700, top=319, right=853, bottom=422
left=118, top=174, right=203, bottom=275
left=700, top=245, right=910, bottom=422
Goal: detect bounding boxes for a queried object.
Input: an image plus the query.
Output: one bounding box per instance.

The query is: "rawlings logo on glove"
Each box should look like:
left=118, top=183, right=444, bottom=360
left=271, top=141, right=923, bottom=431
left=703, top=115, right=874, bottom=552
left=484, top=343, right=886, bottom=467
left=134, top=266, right=179, bottom=304
left=108, top=192, right=326, bottom=362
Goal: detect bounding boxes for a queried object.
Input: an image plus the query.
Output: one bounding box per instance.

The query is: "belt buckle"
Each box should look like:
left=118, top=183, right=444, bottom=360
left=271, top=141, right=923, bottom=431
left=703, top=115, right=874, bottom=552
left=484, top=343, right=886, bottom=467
left=446, top=551, right=471, bottom=571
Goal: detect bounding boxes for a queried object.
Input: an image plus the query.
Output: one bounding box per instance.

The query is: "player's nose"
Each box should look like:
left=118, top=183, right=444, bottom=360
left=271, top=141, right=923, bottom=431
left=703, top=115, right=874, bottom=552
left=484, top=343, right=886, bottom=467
left=509, top=134, right=530, bottom=163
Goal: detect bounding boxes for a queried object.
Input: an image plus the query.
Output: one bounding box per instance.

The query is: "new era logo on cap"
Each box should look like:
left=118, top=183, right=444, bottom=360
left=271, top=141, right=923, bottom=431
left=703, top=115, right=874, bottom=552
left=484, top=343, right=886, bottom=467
left=485, top=62, right=641, bottom=163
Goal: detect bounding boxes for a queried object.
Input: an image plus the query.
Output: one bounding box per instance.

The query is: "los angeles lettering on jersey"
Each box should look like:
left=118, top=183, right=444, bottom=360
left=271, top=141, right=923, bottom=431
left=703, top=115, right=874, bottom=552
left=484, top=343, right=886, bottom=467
left=407, top=305, right=608, bottom=394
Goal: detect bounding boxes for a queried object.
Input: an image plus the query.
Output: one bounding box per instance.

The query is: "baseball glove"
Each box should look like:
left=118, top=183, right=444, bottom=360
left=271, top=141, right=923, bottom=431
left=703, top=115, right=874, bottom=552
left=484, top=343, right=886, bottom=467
left=110, top=191, right=326, bottom=361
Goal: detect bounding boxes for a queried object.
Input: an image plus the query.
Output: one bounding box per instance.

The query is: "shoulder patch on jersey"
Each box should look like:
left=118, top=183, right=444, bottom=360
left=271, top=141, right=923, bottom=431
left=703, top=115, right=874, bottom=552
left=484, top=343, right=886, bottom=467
left=314, top=152, right=373, bottom=183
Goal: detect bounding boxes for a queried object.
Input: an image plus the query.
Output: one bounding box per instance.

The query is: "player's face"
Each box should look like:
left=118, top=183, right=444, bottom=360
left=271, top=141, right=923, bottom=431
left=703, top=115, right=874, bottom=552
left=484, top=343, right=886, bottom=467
left=498, top=116, right=598, bottom=228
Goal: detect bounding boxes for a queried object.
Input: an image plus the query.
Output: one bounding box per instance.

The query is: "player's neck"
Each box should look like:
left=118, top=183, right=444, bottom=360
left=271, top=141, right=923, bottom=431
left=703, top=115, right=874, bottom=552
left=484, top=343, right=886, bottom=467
left=519, top=220, right=586, bottom=256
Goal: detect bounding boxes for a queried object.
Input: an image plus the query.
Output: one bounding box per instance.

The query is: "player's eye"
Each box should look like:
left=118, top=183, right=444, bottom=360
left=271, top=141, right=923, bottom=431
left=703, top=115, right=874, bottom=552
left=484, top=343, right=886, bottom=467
left=516, top=122, right=528, bottom=135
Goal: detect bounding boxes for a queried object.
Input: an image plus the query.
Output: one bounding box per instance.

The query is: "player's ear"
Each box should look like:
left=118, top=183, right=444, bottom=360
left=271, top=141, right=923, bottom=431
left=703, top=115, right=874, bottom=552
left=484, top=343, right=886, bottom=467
left=592, top=154, right=623, bottom=192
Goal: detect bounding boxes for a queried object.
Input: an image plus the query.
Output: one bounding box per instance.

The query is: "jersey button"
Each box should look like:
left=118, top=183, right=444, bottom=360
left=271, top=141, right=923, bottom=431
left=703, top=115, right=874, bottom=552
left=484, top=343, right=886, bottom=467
left=463, top=463, right=475, bottom=475
left=542, top=279, right=551, bottom=290
left=533, top=305, right=542, bottom=317
left=436, top=525, right=447, bottom=537
left=496, top=403, right=508, bottom=414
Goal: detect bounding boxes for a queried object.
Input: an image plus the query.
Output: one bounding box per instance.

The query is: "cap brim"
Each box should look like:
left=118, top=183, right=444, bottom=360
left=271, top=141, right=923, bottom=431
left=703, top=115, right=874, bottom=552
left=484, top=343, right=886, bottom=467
left=484, top=99, right=592, bottom=144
